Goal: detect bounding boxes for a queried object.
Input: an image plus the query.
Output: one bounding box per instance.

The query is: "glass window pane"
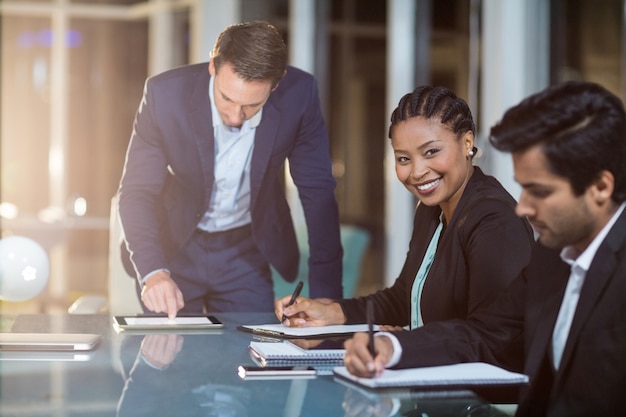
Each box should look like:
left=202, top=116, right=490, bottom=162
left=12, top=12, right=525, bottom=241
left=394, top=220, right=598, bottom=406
left=551, top=0, right=623, bottom=98
left=67, top=18, right=148, bottom=218
left=2, top=16, right=52, bottom=214
left=64, top=17, right=148, bottom=297
left=1, top=10, right=149, bottom=312
left=70, top=0, right=145, bottom=4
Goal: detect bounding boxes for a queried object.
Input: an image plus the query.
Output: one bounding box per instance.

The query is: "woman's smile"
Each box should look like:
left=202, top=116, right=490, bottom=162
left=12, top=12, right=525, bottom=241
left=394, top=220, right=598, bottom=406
left=415, top=177, right=441, bottom=193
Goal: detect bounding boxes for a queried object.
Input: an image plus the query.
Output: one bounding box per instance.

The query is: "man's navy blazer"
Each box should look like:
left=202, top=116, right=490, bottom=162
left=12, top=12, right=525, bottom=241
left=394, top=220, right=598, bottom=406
left=118, top=63, right=343, bottom=298
left=392, top=208, right=626, bottom=416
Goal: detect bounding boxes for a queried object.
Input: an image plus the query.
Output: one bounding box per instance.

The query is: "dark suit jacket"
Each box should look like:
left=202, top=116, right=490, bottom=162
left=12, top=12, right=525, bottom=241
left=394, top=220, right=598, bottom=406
left=118, top=63, right=343, bottom=298
left=340, top=167, right=534, bottom=332
left=393, top=208, right=626, bottom=416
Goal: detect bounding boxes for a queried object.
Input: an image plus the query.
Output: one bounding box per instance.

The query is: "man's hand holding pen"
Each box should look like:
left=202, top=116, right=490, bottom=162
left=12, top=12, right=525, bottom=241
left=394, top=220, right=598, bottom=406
left=342, top=300, right=393, bottom=378
left=343, top=332, right=394, bottom=378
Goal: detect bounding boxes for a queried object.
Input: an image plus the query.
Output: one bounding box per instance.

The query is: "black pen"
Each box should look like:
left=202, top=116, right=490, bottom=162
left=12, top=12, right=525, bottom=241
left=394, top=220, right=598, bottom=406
left=366, top=299, right=376, bottom=358
left=281, top=281, right=304, bottom=323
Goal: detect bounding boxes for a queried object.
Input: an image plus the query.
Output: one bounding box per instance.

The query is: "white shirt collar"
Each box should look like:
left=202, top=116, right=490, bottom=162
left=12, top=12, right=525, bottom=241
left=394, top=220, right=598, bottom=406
left=560, top=202, right=626, bottom=269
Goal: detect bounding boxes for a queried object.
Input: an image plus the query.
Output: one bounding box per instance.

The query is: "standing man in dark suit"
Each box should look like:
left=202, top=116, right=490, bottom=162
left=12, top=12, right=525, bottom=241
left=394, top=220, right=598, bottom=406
left=343, top=81, right=626, bottom=416
left=118, top=21, right=342, bottom=318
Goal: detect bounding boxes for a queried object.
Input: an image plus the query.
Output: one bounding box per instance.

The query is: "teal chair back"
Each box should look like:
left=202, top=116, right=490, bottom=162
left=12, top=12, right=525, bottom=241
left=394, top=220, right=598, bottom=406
left=272, top=224, right=371, bottom=299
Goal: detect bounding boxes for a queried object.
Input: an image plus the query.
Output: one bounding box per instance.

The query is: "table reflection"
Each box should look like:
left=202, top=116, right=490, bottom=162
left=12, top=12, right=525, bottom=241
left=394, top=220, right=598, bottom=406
left=0, top=314, right=517, bottom=417
left=339, top=383, right=512, bottom=417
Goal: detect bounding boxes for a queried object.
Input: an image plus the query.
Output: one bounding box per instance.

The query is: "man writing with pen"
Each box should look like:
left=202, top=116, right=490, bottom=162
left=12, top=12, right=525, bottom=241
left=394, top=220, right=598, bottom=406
left=343, top=81, right=626, bottom=417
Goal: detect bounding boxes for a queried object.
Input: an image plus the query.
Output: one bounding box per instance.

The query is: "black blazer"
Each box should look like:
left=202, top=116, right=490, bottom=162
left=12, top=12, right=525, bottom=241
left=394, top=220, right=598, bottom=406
left=340, top=167, right=534, bottom=328
left=393, top=208, right=626, bottom=416
left=118, top=63, right=342, bottom=298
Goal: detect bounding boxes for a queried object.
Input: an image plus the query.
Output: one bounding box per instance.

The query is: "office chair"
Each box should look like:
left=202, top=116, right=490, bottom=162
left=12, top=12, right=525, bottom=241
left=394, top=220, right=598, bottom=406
left=272, top=224, right=371, bottom=299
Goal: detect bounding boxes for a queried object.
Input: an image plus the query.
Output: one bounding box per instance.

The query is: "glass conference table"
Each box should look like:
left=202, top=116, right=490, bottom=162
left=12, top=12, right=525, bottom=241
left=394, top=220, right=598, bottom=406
left=0, top=313, right=518, bottom=417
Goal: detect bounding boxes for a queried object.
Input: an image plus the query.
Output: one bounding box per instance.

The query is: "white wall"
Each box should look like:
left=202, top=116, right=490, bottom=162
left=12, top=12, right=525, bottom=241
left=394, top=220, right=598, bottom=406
left=384, top=0, right=417, bottom=285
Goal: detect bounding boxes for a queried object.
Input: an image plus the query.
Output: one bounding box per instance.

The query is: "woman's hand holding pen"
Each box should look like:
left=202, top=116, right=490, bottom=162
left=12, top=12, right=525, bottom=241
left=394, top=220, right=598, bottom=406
left=274, top=296, right=346, bottom=327
left=343, top=332, right=394, bottom=378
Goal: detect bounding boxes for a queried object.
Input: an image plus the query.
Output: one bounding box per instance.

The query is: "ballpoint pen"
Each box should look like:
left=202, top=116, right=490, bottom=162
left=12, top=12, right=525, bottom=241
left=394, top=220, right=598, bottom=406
left=281, top=281, right=304, bottom=323
left=367, top=299, right=376, bottom=358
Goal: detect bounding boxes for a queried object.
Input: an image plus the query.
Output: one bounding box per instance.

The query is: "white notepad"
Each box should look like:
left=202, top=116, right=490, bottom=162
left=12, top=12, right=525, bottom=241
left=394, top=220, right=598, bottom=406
left=333, top=362, right=529, bottom=389
left=249, top=340, right=345, bottom=362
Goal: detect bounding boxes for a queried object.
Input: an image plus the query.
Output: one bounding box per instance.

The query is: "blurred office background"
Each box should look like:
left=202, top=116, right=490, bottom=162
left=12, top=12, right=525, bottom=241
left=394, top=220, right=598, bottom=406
left=0, top=0, right=623, bottom=313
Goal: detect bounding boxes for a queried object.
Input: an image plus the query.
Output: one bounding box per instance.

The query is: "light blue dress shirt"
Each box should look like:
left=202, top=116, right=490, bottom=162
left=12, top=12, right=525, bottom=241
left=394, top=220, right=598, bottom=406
left=410, top=213, right=444, bottom=330
left=141, top=77, right=262, bottom=284
left=197, top=75, right=262, bottom=232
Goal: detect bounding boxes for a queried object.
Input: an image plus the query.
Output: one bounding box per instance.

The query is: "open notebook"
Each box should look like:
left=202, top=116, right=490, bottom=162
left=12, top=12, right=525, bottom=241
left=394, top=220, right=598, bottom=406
left=334, top=362, right=529, bottom=389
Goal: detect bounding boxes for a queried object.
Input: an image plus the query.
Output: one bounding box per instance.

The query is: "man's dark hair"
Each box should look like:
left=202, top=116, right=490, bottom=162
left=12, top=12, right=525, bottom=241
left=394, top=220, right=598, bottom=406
left=389, top=85, right=476, bottom=140
left=211, top=20, right=287, bottom=88
left=490, top=81, right=626, bottom=202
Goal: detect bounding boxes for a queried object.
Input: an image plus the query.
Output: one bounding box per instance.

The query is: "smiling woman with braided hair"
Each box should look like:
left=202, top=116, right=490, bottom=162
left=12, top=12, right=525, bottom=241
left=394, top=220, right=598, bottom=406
left=277, top=86, right=534, bottom=371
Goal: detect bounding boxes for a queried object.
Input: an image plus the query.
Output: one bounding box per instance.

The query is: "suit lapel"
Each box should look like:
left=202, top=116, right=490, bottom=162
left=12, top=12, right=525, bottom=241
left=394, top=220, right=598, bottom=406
left=524, top=264, right=569, bottom=380
left=188, top=68, right=215, bottom=208
left=556, top=209, right=626, bottom=377
left=249, top=101, right=280, bottom=208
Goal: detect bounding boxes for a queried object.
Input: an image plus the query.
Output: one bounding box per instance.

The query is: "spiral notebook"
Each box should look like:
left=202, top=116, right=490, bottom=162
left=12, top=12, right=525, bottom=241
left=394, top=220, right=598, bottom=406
left=249, top=340, right=345, bottom=364
left=333, top=362, right=529, bottom=389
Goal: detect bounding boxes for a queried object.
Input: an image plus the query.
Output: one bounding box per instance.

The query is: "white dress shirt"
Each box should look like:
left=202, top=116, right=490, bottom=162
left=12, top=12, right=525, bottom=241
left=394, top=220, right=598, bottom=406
left=552, top=202, right=626, bottom=369
left=141, top=77, right=262, bottom=284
